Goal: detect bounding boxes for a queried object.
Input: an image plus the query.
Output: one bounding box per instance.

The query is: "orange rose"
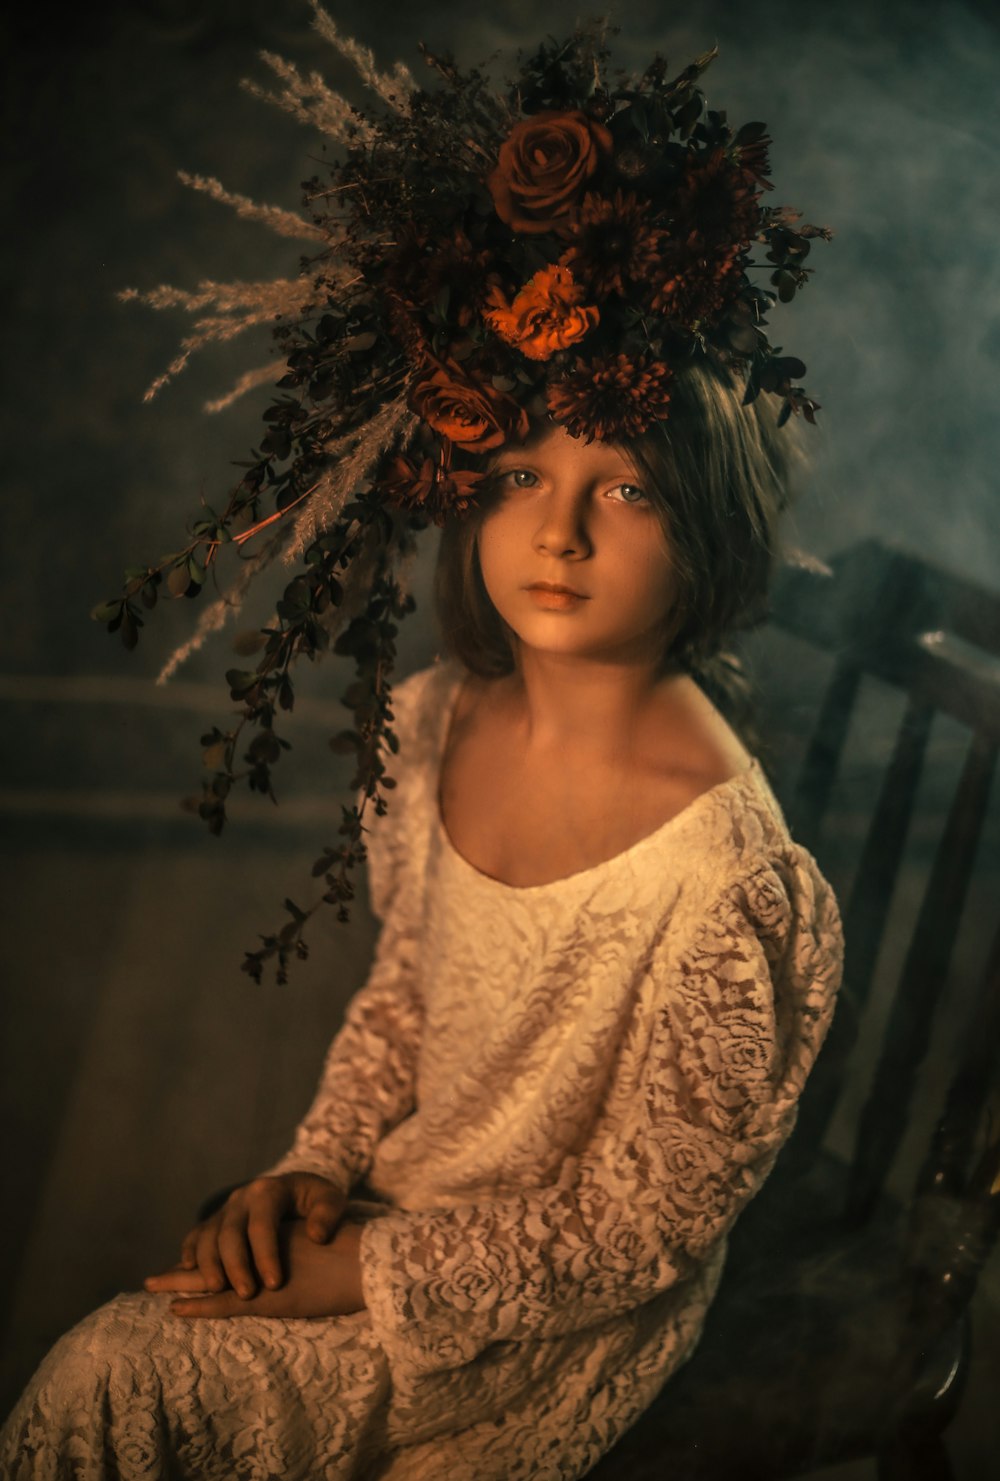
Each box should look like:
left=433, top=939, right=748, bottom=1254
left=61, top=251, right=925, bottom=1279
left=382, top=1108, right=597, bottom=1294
left=409, top=363, right=530, bottom=451
left=483, top=265, right=598, bottom=361
left=487, top=110, right=613, bottom=235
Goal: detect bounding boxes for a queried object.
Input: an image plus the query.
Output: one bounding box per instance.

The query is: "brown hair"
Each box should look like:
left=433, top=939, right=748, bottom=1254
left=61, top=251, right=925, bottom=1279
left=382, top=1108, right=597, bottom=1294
left=432, top=358, right=805, bottom=736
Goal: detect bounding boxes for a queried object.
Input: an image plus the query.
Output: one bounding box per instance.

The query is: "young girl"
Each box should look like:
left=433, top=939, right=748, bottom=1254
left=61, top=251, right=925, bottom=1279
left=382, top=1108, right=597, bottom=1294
left=0, top=367, right=842, bottom=1479
left=1, top=20, right=842, bottom=1478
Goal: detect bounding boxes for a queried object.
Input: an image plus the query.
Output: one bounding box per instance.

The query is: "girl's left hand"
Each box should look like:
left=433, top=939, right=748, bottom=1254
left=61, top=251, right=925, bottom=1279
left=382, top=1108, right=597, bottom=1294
left=147, top=1220, right=366, bottom=1319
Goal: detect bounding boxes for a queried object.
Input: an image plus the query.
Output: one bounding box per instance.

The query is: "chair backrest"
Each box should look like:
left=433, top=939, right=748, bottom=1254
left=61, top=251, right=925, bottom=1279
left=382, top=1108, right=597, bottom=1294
left=765, top=538, right=1000, bottom=1241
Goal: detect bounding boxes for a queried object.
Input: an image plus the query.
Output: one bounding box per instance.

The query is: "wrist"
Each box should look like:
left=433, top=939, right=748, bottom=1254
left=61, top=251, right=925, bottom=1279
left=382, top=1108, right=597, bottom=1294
left=334, top=1222, right=366, bottom=1312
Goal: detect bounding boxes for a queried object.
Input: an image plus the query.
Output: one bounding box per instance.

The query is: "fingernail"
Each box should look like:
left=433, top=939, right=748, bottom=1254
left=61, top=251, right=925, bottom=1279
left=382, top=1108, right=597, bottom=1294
left=266, top=1275, right=280, bottom=1289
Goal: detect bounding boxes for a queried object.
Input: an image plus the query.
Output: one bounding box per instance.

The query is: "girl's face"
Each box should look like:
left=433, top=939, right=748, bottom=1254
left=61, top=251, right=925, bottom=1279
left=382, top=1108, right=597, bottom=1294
left=475, top=422, right=677, bottom=668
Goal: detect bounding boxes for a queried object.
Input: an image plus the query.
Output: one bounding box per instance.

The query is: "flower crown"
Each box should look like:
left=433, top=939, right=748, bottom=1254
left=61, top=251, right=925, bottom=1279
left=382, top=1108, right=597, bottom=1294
left=95, top=8, right=831, bottom=981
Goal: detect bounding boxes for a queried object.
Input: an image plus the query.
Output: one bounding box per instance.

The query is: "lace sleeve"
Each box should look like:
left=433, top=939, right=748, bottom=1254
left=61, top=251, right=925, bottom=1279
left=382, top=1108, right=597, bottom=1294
left=359, top=852, right=842, bottom=1375
left=263, top=901, right=423, bottom=1195
left=263, top=669, right=436, bottom=1193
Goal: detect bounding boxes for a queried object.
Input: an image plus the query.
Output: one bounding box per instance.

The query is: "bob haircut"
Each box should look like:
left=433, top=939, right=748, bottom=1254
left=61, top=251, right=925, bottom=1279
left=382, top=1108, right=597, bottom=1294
left=433, top=358, right=804, bottom=706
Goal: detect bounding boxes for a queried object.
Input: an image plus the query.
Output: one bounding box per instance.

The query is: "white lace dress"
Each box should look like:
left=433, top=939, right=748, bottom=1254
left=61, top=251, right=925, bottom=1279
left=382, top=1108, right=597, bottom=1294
left=1, top=657, right=843, bottom=1480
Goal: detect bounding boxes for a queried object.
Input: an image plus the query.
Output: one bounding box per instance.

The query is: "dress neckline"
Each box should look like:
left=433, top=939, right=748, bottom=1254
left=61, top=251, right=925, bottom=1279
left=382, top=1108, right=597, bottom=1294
left=432, top=661, right=763, bottom=895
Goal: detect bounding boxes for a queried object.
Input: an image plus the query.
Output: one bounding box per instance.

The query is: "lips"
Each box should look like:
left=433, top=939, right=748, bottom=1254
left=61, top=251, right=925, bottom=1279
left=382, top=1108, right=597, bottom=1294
left=526, top=581, right=589, bottom=598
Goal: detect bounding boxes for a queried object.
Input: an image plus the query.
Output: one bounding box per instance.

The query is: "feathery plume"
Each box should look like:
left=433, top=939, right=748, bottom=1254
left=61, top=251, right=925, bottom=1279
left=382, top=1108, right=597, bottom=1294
left=204, top=362, right=284, bottom=415
left=119, top=277, right=326, bottom=400
left=119, top=276, right=326, bottom=316
left=242, top=52, right=382, bottom=146
left=156, top=526, right=292, bottom=684
left=176, top=170, right=326, bottom=242
left=285, top=397, right=419, bottom=562
left=308, top=2, right=415, bottom=109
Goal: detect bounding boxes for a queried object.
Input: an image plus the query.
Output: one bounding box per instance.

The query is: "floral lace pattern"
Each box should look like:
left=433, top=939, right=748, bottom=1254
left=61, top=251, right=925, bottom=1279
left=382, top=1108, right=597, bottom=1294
left=0, top=658, right=843, bottom=1480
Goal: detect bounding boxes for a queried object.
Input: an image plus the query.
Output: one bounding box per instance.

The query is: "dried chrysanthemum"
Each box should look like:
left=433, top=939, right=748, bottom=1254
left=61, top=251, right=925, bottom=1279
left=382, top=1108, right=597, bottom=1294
left=559, top=190, right=664, bottom=297
left=652, top=239, right=745, bottom=325
left=673, top=146, right=761, bottom=253
left=546, top=353, right=673, bottom=442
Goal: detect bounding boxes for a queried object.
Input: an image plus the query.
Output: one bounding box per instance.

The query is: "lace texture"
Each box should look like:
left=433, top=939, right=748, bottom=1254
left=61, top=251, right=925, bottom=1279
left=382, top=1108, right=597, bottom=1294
left=0, top=657, right=843, bottom=1480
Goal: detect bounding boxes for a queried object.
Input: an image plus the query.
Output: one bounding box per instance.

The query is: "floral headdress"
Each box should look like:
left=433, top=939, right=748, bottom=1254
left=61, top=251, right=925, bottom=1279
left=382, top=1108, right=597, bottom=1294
left=94, top=6, right=831, bottom=981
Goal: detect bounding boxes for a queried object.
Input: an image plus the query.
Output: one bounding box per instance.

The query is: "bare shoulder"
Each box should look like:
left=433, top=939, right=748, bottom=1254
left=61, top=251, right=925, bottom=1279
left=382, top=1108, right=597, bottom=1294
left=448, top=668, right=504, bottom=738
left=642, top=674, right=754, bottom=802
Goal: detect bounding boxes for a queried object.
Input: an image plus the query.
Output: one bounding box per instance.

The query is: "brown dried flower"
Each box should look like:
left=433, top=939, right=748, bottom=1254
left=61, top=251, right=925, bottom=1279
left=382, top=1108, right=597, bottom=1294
left=546, top=353, right=673, bottom=442
left=560, top=190, right=664, bottom=298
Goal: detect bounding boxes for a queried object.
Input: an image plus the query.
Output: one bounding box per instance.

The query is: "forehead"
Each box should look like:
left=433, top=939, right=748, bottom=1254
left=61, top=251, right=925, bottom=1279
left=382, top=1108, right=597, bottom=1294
left=493, top=422, right=636, bottom=479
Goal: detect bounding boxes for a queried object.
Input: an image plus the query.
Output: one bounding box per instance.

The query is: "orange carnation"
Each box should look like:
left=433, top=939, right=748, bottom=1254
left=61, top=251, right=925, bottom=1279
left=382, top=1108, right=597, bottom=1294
left=487, top=110, right=613, bottom=235
left=483, top=265, right=598, bottom=361
left=409, top=362, right=529, bottom=451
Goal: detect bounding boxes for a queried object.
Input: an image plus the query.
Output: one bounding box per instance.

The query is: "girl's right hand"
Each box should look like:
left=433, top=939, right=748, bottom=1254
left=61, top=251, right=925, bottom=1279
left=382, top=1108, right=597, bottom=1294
left=144, top=1172, right=347, bottom=1300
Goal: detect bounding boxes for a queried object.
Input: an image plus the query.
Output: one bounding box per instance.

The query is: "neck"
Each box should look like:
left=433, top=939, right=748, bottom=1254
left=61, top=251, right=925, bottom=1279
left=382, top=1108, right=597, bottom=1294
left=502, top=647, right=685, bottom=765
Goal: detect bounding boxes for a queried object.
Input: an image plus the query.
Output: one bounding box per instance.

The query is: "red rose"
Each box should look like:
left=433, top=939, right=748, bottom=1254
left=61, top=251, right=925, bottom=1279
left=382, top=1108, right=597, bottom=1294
left=487, top=110, right=613, bottom=236
left=409, top=362, right=529, bottom=451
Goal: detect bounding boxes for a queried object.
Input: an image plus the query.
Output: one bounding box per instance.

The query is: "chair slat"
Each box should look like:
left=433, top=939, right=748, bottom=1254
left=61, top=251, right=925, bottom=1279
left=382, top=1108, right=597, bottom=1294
left=788, top=660, right=861, bottom=853
left=840, top=699, right=933, bottom=1015
left=917, top=914, right=1000, bottom=1201
left=846, top=733, right=999, bottom=1223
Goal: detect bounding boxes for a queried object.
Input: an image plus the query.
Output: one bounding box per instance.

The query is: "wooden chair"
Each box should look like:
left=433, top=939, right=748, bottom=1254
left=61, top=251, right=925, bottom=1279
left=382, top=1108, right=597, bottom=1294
left=587, top=537, right=1000, bottom=1480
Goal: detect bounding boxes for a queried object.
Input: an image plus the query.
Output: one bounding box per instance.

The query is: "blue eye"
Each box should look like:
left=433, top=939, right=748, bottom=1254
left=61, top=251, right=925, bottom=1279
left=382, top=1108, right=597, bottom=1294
left=608, top=483, right=648, bottom=504
left=502, top=469, right=538, bottom=488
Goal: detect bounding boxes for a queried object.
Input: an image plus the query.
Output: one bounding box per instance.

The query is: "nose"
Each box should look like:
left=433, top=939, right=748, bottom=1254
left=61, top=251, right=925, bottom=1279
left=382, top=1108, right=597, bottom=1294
left=532, top=487, right=592, bottom=559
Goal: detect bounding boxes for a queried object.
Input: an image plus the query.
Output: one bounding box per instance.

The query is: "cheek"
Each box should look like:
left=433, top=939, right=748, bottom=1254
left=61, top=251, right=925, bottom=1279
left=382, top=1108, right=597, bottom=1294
left=623, top=527, right=676, bottom=615
left=475, top=509, right=520, bottom=588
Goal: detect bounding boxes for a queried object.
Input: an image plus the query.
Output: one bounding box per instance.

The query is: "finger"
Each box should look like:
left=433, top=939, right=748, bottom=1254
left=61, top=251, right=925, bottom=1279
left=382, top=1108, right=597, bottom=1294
left=170, top=1289, right=244, bottom=1319
left=193, top=1221, right=228, bottom=1294
left=170, top=1284, right=292, bottom=1320
left=217, top=1211, right=259, bottom=1299
left=303, top=1188, right=345, bottom=1243
left=179, top=1227, right=201, bottom=1269
left=246, top=1210, right=284, bottom=1290
left=145, top=1266, right=215, bottom=1294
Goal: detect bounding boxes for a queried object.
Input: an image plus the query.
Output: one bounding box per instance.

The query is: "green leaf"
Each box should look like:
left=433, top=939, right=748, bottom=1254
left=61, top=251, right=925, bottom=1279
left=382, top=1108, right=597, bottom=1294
left=231, top=628, right=268, bottom=657
left=120, top=608, right=139, bottom=650
left=90, top=600, right=120, bottom=623
left=166, top=564, right=191, bottom=598
left=225, top=668, right=260, bottom=699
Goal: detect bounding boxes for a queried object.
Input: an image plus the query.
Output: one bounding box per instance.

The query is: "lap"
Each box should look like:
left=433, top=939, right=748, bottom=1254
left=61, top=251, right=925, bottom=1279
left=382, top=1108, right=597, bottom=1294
left=1, top=1291, right=390, bottom=1480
